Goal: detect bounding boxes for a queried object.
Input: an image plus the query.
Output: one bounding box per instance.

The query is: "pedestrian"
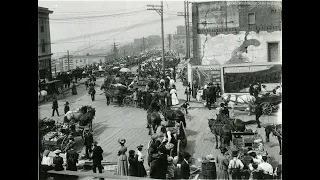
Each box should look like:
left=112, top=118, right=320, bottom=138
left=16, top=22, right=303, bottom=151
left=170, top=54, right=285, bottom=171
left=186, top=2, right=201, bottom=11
left=89, top=85, right=96, bottom=101
left=128, top=150, right=138, bottom=177
left=71, top=82, right=77, bottom=95
left=228, top=151, right=244, bottom=180
left=167, top=156, right=175, bottom=179
left=242, top=149, right=253, bottom=180
left=185, top=84, right=191, bottom=102
left=216, top=83, right=221, bottom=98
left=64, top=102, right=70, bottom=115
left=166, top=88, right=172, bottom=107
left=85, top=80, right=89, bottom=90
left=52, top=150, right=64, bottom=171
left=92, top=141, right=104, bottom=175
left=215, top=147, right=229, bottom=180
left=255, top=101, right=262, bottom=128
left=257, top=156, right=274, bottom=179
left=83, top=127, right=93, bottom=159
left=66, top=149, right=79, bottom=173
left=133, top=88, right=138, bottom=107
left=65, top=136, right=76, bottom=154
left=170, top=85, right=179, bottom=106
left=52, top=97, right=59, bottom=117
left=248, top=162, right=262, bottom=180
left=249, top=84, right=254, bottom=96
left=116, top=138, right=129, bottom=176
left=223, top=102, right=230, bottom=117
left=136, top=144, right=147, bottom=177
left=180, top=152, right=191, bottom=179
left=41, top=150, right=53, bottom=172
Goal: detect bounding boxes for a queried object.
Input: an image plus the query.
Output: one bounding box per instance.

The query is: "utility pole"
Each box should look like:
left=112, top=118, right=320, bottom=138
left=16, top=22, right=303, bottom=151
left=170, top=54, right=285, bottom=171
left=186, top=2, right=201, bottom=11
left=111, top=39, right=119, bottom=62
left=147, top=1, right=165, bottom=75
left=67, top=50, right=70, bottom=71
left=178, top=1, right=189, bottom=59
left=168, top=34, right=172, bottom=52
left=186, top=1, right=190, bottom=58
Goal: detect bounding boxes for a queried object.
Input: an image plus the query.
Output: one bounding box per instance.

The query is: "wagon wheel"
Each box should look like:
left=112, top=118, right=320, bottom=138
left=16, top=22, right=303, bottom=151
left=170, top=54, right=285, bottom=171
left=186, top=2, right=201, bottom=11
left=262, top=102, right=272, bottom=115
left=123, top=96, right=133, bottom=107
left=61, top=135, right=69, bottom=152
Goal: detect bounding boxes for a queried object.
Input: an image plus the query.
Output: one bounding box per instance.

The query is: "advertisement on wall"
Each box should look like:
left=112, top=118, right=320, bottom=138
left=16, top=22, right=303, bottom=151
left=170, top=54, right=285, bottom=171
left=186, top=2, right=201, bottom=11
left=197, top=1, right=240, bottom=34
left=223, top=64, right=282, bottom=93
left=192, top=65, right=221, bottom=87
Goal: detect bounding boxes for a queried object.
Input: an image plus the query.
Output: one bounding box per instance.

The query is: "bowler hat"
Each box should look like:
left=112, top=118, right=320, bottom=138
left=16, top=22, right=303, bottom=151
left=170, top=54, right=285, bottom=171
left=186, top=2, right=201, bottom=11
left=137, top=144, right=144, bottom=149
left=65, top=102, right=69, bottom=105
left=54, top=149, right=61, bottom=154
left=118, top=138, right=126, bottom=144
left=232, top=151, right=238, bottom=157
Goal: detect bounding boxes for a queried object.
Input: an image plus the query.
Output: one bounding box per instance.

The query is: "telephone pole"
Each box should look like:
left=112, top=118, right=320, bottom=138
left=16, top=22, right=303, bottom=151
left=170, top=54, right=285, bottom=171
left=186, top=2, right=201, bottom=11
left=67, top=50, right=70, bottom=71
left=177, top=1, right=189, bottom=59
left=111, top=39, right=119, bottom=61
left=147, top=1, right=165, bottom=75
left=186, top=1, right=190, bottom=58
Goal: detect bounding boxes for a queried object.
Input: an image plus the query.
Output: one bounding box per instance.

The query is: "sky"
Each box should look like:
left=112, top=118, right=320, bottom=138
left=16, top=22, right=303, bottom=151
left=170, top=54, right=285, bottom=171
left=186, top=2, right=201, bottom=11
left=38, top=0, right=192, bottom=55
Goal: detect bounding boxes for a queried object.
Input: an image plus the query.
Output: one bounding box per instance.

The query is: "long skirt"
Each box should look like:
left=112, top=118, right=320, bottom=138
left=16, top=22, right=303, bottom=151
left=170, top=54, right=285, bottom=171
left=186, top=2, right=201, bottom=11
left=171, top=94, right=179, bottom=106
left=137, top=161, right=147, bottom=177
left=117, top=155, right=129, bottom=176
left=217, top=168, right=229, bottom=179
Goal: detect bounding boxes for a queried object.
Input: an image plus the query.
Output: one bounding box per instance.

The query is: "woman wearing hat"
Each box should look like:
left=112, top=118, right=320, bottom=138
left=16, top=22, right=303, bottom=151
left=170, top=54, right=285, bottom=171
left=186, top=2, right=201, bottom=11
left=116, top=138, right=129, bottom=176
left=216, top=148, right=230, bottom=180
left=128, top=150, right=138, bottom=177
left=52, top=150, right=64, bottom=171
left=41, top=150, right=53, bottom=171
left=136, top=144, right=147, bottom=177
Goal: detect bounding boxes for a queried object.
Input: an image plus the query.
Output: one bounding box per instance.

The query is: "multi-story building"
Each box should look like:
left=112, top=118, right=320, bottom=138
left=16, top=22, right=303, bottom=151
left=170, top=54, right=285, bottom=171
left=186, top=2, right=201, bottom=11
left=192, top=1, right=282, bottom=65
left=173, top=25, right=193, bottom=55
left=38, top=6, right=53, bottom=80
left=60, top=55, right=107, bottom=71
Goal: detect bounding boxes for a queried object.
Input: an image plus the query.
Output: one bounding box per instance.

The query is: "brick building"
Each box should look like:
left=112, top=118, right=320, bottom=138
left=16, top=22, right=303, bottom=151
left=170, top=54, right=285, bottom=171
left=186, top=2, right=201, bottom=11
left=192, top=1, right=282, bottom=65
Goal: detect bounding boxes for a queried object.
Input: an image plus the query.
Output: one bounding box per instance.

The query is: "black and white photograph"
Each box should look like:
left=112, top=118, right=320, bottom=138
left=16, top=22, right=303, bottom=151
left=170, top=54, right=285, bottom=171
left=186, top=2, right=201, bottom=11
left=38, top=0, right=282, bottom=179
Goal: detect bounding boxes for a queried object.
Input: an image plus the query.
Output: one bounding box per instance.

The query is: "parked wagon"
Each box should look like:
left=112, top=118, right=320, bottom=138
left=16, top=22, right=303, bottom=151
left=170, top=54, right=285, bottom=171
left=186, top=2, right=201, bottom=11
left=258, top=94, right=282, bottom=115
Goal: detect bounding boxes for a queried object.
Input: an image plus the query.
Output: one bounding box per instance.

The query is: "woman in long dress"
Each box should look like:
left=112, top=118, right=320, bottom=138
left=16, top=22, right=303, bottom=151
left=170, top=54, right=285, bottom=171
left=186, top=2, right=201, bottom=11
left=216, top=148, right=230, bottom=180
left=116, top=138, right=129, bottom=176
left=128, top=150, right=138, bottom=177
left=170, top=85, right=179, bottom=106
left=136, top=144, right=147, bottom=177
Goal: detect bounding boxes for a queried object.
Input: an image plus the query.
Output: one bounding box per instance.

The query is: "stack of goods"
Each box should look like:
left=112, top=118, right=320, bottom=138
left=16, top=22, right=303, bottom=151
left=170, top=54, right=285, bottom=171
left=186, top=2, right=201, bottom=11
left=39, top=118, right=55, bottom=134
left=43, top=131, right=65, bottom=145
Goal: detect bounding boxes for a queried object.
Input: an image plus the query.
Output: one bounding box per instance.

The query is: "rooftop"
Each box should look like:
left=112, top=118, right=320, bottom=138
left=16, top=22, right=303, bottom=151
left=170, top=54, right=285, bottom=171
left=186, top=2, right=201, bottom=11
left=38, top=6, right=53, bottom=14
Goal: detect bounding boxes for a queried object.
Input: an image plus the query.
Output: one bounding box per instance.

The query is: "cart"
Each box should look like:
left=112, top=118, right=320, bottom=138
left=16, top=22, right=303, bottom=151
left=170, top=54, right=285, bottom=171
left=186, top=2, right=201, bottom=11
left=258, top=94, right=282, bottom=115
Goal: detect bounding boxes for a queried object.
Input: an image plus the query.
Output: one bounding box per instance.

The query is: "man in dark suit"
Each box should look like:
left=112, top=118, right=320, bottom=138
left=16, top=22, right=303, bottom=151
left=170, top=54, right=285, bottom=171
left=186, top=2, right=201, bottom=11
left=180, top=152, right=191, bottom=179
left=255, top=101, right=262, bottom=128
left=83, top=127, right=93, bottom=159
left=92, top=141, right=104, bottom=174
left=52, top=97, right=59, bottom=116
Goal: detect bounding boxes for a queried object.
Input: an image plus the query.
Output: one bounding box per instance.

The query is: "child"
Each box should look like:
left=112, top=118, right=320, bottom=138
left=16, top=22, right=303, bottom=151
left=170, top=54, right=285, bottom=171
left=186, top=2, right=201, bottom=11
left=167, top=156, right=175, bottom=179
left=196, top=88, right=203, bottom=102
left=64, top=102, right=70, bottom=115
left=133, top=88, right=138, bottom=107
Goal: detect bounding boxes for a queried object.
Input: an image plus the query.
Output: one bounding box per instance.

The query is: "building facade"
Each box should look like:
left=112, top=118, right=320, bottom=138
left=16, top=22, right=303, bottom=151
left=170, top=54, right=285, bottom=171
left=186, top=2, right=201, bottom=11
left=38, top=6, right=53, bottom=80
left=192, top=1, right=282, bottom=65
left=60, top=55, right=107, bottom=71
left=173, top=25, right=193, bottom=55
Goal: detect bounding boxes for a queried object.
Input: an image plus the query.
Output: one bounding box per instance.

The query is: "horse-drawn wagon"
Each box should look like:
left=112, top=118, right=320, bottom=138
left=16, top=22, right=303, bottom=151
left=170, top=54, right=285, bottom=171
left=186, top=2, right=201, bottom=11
left=258, top=94, right=282, bottom=115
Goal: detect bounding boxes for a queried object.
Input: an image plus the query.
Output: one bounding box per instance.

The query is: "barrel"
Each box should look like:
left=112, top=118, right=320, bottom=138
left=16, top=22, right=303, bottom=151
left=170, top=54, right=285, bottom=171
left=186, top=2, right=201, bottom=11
left=201, top=160, right=217, bottom=179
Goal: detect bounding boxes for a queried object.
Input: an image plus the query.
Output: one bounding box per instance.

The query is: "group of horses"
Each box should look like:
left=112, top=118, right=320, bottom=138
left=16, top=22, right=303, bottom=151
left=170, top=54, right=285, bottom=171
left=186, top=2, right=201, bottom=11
left=208, top=113, right=282, bottom=155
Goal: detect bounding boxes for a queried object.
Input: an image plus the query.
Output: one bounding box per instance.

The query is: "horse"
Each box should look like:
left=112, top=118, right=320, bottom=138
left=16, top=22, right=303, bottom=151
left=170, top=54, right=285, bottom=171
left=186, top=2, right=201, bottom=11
left=64, top=105, right=95, bottom=132
left=161, top=102, right=188, bottom=128
left=216, top=113, right=257, bottom=133
left=147, top=111, right=162, bottom=136
left=208, top=118, right=233, bottom=149
left=265, top=124, right=282, bottom=155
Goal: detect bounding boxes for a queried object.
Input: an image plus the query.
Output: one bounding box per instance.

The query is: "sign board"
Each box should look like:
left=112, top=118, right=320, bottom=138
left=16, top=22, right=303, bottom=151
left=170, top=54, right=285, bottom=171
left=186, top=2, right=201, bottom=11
left=222, top=64, right=282, bottom=93
left=191, top=65, right=221, bottom=87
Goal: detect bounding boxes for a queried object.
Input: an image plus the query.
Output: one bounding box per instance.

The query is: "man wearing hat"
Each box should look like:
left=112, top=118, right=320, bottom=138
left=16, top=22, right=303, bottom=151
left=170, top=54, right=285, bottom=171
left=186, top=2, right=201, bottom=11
left=64, top=102, right=70, bottom=115
left=228, top=151, right=244, bottom=179
left=255, top=101, right=262, bottom=128
left=83, top=127, right=94, bottom=159
left=92, top=141, right=104, bottom=174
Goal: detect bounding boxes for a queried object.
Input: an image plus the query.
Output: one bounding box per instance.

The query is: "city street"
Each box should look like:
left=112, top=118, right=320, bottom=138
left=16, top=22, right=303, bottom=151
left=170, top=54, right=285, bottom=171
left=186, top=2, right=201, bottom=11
left=39, top=69, right=281, bottom=177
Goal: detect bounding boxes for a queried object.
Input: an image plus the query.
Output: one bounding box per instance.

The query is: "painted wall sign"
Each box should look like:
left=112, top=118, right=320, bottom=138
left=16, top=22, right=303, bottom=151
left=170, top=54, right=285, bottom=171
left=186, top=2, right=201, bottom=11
left=192, top=65, right=221, bottom=87
left=223, top=64, right=281, bottom=93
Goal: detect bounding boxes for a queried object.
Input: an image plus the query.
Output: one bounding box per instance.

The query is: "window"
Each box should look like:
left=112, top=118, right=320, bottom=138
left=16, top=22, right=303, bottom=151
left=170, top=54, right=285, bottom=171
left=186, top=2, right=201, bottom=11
left=268, top=42, right=279, bottom=62
left=40, top=19, right=44, bottom=32
left=248, top=13, right=255, bottom=25
left=41, top=39, right=45, bottom=53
